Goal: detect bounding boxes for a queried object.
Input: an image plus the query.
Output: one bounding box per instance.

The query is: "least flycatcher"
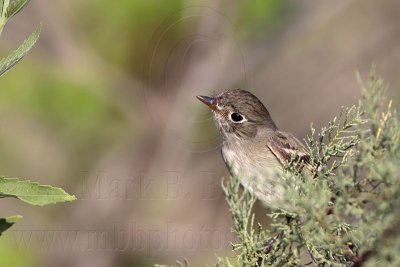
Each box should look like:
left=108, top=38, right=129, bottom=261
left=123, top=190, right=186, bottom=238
left=197, top=89, right=310, bottom=204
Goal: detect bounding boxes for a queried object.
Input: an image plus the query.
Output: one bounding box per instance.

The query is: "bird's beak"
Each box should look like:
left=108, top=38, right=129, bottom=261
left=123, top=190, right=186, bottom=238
left=196, top=95, right=219, bottom=112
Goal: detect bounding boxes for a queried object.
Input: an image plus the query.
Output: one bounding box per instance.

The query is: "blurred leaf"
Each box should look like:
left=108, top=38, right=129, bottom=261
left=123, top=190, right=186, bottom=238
left=0, top=177, right=76, bottom=206
left=0, top=24, right=41, bottom=77
left=0, top=215, right=22, bottom=236
left=5, top=0, right=30, bottom=19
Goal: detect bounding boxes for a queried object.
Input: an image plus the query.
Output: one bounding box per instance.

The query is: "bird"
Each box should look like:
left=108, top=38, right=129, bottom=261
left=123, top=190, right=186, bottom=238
left=196, top=89, right=311, bottom=205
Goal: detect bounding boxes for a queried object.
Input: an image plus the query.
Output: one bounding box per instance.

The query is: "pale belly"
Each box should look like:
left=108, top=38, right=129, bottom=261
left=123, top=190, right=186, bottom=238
left=222, top=145, right=284, bottom=205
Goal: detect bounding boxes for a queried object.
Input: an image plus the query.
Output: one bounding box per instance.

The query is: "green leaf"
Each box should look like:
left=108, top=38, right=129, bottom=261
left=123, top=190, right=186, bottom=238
left=0, top=24, right=41, bottom=77
left=0, top=177, right=76, bottom=206
left=5, top=0, right=30, bottom=19
left=0, top=0, right=10, bottom=19
left=0, top=215, right=22, bottom=236
left=0, top=1, right=9, bottom=35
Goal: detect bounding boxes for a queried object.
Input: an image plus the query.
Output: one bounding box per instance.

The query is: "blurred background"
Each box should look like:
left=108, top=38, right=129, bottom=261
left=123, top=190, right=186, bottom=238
left=0, top=0, right=399, bottom=266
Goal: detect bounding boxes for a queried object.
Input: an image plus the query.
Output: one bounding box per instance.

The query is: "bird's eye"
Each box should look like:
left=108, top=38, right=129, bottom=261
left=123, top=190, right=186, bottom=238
left=230, top=112, right=245, bottom=123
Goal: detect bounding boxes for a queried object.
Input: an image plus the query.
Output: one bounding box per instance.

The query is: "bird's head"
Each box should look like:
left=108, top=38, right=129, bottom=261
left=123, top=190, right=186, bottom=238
left=197, top=89, right=277, bottom=140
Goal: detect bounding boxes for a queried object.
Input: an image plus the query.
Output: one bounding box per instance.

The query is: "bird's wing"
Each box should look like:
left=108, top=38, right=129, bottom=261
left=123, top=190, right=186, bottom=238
left=266, top=130, right=312, bottom=170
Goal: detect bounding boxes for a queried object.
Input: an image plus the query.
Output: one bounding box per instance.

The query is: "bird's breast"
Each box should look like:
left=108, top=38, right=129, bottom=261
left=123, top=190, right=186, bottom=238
left=221, top=143, right=281, bottom=176
left=221, top=142, right=284, bottom=204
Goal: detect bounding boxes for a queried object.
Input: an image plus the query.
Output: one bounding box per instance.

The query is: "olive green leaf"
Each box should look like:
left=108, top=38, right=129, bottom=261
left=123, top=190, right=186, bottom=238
left=0, top=24, right=41, bottom=77
left=0, top=215, right=22, bottom=236
left=0, top=0, right=31, bottom=35
left=5, top=0, right=30, bottom=19
left=0, top=177, right=76, bottom=206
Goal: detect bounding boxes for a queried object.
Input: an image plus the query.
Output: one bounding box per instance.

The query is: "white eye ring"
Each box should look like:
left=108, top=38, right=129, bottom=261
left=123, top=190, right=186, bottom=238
left=229, top=112, right=246, bottom=123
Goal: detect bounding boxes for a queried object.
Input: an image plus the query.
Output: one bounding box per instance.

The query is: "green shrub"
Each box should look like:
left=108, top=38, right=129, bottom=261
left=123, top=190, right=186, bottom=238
left=163, top=67, right=400, bottom=266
